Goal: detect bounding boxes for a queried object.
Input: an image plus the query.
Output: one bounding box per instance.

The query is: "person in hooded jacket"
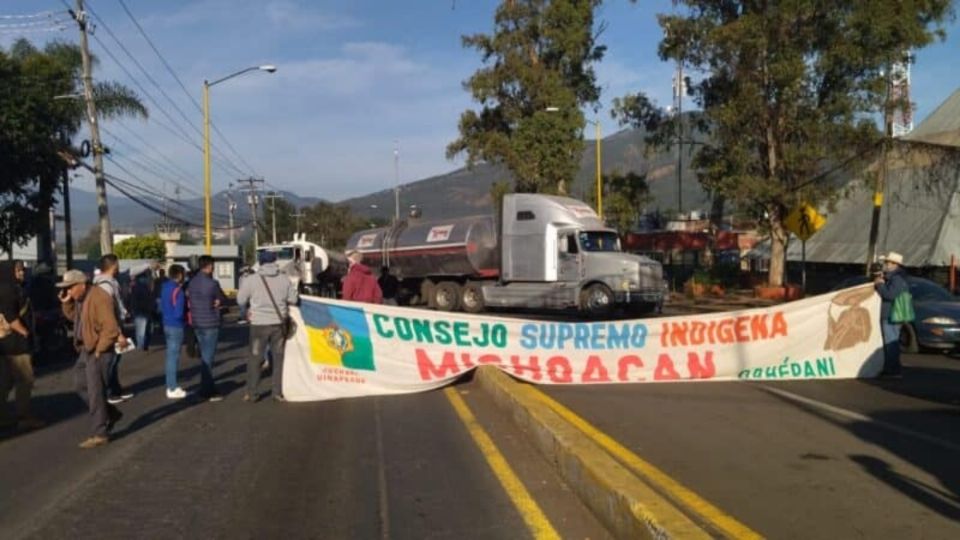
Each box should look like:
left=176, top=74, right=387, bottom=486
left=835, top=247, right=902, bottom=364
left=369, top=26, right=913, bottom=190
left=342, top=250, right=382, bottom=304
left=237, top=251, right=298, bottom=402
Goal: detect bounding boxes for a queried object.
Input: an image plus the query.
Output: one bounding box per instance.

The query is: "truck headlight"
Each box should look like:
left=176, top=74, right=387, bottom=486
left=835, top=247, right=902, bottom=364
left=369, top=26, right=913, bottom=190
left=922, top=316, right=958, bottom=325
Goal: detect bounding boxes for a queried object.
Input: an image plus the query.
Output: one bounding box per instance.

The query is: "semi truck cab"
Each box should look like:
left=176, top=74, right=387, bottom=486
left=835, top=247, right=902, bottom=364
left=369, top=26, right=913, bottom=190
left=255, top=234, right=347, bottom=297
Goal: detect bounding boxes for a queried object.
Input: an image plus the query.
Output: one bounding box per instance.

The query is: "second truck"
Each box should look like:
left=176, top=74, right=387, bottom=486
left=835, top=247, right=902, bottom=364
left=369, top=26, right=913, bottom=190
left=345, top=194, right=665, bottom=316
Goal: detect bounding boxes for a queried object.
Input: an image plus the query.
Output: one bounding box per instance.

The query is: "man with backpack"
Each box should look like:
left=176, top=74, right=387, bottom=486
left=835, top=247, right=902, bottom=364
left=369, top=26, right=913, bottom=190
left=93, top=255, right=132, bottom=405
left=237, top=251, right=298, bottom=402
left=874, top=252, right=910, bottom=378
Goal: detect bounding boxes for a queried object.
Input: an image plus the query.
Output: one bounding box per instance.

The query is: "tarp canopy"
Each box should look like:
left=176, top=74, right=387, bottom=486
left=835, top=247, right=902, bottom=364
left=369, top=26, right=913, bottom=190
left=749, top=88, right=960, bottom=267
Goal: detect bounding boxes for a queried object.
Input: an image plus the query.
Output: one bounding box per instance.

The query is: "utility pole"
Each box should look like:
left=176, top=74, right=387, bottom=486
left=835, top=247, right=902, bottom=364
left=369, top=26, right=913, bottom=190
left=393, top=140, right=400, bottom=222
left=226, top=183, right=237, bottom=246
left=263, top=191, right=283, bottom=245
left=866, top=72, right=895, bottom=274
left=239, top=177, right=264, bottom=252
left=71, top=0, right=113, bottom=254
left=673, top=60, right=685, bottom=219
left=292, top=211, right=305, bottom=235
left=60, top=133, right=74, bottom=268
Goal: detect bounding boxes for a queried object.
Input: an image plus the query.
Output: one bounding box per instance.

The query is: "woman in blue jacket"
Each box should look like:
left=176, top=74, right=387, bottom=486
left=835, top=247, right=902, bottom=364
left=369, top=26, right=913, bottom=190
left=160, top=265, right=188, bottom=399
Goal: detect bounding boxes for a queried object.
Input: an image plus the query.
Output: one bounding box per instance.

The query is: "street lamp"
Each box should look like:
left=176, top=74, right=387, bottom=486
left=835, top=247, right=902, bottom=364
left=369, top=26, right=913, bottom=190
left=545, top=107, right=603, bottom=218
left=202, top=64, right=277, bottom=254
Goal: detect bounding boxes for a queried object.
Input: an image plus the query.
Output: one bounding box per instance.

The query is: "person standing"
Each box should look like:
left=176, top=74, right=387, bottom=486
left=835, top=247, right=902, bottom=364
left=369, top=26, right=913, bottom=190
left=59, top=270, right=122, bottom=448
left=186, top=256, right=227, bottom=401
left=342, top=250, right=382, bottom=304
left=874, top=252, right=909, bottom=378
left=130, top=270, right=154, bottom=351
left=0, top=261, right=44, bottom=431
left=93, top=255, right=132, bottom=404
left=160, top=265, right=188, bottom=399
left=378, top=266, right=400, bottom=306
left=237, top=251, right=299, bottom=402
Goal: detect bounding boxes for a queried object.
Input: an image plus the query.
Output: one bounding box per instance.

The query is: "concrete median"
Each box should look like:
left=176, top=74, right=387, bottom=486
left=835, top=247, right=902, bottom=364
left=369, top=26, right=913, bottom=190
left=475, top=367, right=711, bottom=540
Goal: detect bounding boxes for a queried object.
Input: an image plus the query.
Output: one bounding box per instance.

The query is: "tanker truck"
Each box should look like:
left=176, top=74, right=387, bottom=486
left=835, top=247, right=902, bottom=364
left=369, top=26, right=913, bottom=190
left=255, top=233, right=348, bottom=297
left=345, top=194, right=664, bottom=316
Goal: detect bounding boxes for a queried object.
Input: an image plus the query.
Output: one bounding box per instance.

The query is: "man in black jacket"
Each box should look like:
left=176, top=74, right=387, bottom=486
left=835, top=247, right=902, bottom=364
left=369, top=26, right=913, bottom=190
left=0, top=261, right=44, bottom=430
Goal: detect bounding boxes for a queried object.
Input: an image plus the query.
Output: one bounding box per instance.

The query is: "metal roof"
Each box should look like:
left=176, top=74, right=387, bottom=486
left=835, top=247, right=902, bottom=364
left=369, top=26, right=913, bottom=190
left=904, top=87, right=960, bottom=147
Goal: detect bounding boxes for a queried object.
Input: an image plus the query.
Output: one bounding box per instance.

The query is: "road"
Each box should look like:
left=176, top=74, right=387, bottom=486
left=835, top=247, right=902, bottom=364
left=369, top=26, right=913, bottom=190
left=0, top=321, right=609, bottom=540
left=541, top=352, right=960, bottom=538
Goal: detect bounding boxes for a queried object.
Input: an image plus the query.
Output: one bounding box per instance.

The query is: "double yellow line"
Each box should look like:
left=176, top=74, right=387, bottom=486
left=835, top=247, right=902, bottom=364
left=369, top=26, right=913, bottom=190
left=444, top=388, right=560, bottom=539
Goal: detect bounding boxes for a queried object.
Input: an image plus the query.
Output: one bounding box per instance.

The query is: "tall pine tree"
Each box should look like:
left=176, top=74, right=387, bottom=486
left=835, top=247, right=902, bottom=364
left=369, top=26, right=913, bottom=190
left=616, top=1, right=952, bottom=286
left=448, top=0, right=605, bottom=194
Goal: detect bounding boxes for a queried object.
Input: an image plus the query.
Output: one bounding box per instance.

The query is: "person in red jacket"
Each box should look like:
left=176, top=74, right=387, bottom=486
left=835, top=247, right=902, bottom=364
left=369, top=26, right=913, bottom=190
left=342, top=250, right=383, bottom=304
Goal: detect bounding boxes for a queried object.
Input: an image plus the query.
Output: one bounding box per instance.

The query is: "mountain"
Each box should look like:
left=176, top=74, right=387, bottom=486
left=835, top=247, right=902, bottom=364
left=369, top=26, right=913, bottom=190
left=64, top=127, right=710, bottom=233
left=61, top=187, right=322, bottom=235
left=341, top=127, right=711, bottom=221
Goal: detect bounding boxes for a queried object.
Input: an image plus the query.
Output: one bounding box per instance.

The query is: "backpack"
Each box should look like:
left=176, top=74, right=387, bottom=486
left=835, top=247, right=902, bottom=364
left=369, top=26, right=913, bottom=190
left=890, top=291, right=915, bottom=324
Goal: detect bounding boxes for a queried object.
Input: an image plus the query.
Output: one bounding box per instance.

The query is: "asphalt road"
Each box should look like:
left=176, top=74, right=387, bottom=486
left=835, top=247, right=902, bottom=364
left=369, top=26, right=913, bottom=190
left=0, top=322, right=608, bottom=540
left=543, top=352, right=960, bottom=539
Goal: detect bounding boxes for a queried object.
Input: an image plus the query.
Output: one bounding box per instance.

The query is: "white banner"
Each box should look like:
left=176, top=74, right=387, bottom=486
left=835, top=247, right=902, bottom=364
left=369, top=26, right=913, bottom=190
left=282, top=286, right=885, bottom=401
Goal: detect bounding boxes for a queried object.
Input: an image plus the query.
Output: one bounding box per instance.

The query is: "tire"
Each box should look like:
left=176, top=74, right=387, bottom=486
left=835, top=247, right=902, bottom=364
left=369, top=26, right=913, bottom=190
left=433, top=281, right=462, bottom=312
left=461, top=282, right=485, bottom=314
left=900, top=324, right=920, bottom=354
left=580, top=283, right=615, bottom=318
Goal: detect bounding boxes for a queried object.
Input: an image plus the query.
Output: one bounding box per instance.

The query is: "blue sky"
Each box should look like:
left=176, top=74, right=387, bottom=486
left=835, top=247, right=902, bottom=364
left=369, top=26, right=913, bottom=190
left=3, top=0, right=959, bottom=206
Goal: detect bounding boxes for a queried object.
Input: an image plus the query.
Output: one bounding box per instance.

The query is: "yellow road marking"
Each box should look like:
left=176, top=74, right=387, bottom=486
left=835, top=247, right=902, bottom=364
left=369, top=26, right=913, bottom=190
left=443, top=387, right=560, bottom=540
left=527, top=386, right=763, bottom=540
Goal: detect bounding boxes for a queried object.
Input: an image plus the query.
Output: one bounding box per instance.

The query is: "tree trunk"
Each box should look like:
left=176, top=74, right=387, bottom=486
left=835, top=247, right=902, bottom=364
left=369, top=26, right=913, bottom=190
left=768, top=217, right=786, bottom=287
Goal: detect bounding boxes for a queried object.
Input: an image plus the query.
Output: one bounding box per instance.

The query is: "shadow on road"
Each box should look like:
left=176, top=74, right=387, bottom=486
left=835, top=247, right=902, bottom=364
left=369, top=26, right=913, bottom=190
left=0, top=391, right=86, bottom=444
left=767, top=388, right=960, bottom=522
left=860, top=363, right=960, bottom=407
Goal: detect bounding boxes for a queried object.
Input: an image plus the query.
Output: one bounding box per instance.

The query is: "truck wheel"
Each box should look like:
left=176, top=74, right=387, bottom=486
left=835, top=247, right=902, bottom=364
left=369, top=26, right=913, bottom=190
left=580, top=283, right=614, bottom=318
left=434, top=281, right=461, bottom=312
left=461, top=282, right=485, bottom=314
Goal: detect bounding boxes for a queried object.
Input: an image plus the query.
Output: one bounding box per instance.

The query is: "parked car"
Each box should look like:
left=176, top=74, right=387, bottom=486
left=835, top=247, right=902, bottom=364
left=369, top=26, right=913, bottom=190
left=833, top=276, right=960, bottom=353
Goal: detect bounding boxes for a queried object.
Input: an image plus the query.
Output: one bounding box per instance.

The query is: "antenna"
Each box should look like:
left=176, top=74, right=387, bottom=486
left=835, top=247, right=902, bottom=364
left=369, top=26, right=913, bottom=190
left=890, top=54, right=913, bottom=137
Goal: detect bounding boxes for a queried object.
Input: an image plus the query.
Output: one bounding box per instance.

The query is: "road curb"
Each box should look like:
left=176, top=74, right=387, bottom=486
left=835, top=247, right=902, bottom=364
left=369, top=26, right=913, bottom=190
left=475, top=367, right=710, bottom=540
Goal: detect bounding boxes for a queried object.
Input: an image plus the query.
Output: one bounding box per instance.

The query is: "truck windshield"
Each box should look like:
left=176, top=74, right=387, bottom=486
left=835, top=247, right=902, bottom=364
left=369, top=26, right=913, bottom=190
left=257, top=247, right=294, bottom=261
left=578, top=231, right=620, bottom=252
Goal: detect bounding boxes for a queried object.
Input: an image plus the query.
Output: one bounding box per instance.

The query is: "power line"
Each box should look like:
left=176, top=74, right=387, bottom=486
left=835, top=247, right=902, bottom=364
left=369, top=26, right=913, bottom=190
left=115, top=0, right=260, bottom=177
left=84, top=2, right=251, bottom=178
left=109, top=119, right=202, bottom=191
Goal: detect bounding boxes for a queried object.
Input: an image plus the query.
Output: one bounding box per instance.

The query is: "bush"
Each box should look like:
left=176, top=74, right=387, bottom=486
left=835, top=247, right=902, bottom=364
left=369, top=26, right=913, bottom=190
left=114, top=235, right=166, bottom=260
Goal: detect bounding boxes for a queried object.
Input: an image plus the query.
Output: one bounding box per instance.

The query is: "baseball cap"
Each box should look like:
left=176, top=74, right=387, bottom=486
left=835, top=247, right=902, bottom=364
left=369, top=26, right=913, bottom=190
left=56, top=269, right=89, bottom=288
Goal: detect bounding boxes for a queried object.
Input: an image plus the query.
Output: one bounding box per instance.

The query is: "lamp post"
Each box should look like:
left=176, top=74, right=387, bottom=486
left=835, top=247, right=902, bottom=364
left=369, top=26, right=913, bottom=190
left=202, top=64, right=276, bottom=254
left=544, top=107, right=602, bottom=218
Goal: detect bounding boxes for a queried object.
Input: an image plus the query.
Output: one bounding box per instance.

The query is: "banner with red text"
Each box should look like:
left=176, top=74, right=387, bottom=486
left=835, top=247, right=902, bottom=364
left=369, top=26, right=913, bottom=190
left=281, top=286, right=884, bottom=401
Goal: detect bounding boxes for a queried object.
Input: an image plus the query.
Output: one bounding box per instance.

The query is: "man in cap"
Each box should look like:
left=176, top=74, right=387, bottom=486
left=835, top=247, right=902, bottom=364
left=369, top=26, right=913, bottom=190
left=59, top=269, right=122, bottom=448
left=342, top=250, right=382, bottom=304
left=237, top=250, right=299, bottom=402
left=874, top=252, right=909, bottom=377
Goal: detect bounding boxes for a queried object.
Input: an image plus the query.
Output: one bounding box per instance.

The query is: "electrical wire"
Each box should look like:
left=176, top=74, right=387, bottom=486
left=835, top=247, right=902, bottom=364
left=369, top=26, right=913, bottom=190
left=115, top=0, right=260, bottom=177
left=85, top=1, right=251, bottom=179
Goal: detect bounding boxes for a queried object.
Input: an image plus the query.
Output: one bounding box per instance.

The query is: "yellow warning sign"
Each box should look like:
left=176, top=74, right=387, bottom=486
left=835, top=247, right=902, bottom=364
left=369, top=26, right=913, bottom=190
left=784, top=204, right=826, bottom=242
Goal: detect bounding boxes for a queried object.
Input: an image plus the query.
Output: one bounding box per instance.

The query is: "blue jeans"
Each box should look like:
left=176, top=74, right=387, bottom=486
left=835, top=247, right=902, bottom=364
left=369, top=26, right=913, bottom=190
left=163, top=326, right=184, bottom=391
left=193, top=327, right=220, bottom=394
left=881, top=321, right=903, bottom=374
left=134, top=315, right=151, bottom=351
left=107, top=354, right=124, bottom=399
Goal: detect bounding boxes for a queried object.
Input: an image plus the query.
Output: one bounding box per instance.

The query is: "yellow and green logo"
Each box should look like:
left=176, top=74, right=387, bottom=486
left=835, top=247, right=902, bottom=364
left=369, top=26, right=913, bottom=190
left=301, top=301, right=376, bottom=371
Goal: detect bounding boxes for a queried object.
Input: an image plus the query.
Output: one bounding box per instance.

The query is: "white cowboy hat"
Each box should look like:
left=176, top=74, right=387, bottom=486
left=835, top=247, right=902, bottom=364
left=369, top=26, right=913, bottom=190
left=881, top=252, right=904, bottom=266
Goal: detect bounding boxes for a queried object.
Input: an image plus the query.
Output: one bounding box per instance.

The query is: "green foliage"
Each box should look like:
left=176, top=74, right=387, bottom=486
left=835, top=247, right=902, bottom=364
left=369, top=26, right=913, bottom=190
left=595, top=171, right=651, bottom=235
left=616, top=1, right=953, bottom=285
left=448, top=0, right=605, bottom=194
left=265, top=197, right=299, bottom=244
left=301, top=202, right=367, bottom=250
left=76, top=226, right=102, bottom=261
left=114, top=235, right=166, bottom=260
left=0, top=39, right=146, bottom=257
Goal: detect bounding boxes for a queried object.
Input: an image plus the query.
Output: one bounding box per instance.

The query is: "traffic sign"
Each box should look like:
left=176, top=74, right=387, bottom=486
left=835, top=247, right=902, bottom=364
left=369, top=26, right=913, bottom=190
left=784, top=203, right=826, bottom=242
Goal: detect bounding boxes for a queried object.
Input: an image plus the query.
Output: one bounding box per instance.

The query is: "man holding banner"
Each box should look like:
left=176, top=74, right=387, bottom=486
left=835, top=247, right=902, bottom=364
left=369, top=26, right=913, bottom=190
left=874, top=252, right=910, bottom=378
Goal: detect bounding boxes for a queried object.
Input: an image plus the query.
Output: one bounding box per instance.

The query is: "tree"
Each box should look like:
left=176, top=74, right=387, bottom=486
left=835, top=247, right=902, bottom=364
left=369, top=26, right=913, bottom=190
left=447, top=0, right=605, bottom=194
left=267, top=198, right=299, bottom=243
left=114, top=235, right=166, bottom=260
left=590, top=172, right=651, bottom=235
left=615, top=1, right=953, bottom=286
left=76, top=226, right=102, bottom=261
left=0, top=39, right=146, bottom=262
left=301, top=202, right=366, bottom=250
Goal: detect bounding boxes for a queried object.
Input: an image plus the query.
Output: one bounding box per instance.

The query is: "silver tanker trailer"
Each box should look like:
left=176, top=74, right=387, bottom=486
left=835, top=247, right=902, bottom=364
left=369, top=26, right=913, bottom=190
left=255, top=233, right=348, bottom=297
left=345, top=194, right=664, bottom=316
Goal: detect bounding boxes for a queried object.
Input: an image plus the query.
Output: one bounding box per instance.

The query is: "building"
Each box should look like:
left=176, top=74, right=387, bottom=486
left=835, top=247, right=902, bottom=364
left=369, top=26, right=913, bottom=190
left=167, top=244, right=243, bottom=292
